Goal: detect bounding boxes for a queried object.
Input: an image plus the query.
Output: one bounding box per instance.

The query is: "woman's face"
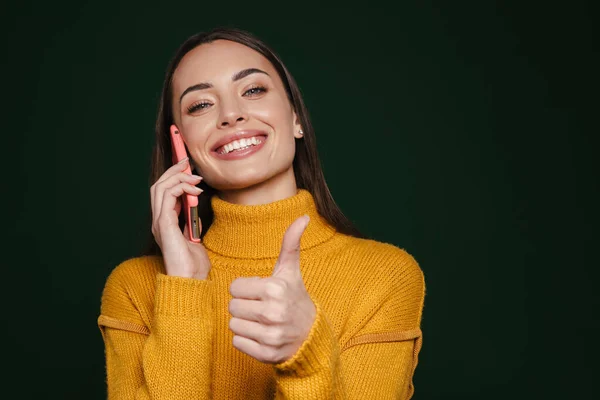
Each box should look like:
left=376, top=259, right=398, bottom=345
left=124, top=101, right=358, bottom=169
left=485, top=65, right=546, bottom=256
left=171, top=39, right=302, bottom=191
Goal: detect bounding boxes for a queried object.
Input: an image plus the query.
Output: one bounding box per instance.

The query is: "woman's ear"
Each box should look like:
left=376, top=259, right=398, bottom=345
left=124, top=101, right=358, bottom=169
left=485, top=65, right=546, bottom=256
left=292, top=113, right=304, bottom=139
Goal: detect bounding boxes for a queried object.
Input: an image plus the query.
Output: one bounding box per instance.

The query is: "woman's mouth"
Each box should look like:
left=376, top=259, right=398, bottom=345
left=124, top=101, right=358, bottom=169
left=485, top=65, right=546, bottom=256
left=212, top=134, right=268, bottom=160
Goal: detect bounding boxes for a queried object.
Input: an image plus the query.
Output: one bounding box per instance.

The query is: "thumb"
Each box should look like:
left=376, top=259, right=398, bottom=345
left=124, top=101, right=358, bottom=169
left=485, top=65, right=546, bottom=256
left=272, top=214, right=310, bottom=276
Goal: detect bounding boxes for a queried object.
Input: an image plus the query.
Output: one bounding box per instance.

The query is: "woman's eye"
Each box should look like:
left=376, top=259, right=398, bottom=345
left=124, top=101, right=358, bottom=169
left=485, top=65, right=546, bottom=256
left=187, top=101, right=212, bottom=113
left=243, top=86, right=267, bottom=97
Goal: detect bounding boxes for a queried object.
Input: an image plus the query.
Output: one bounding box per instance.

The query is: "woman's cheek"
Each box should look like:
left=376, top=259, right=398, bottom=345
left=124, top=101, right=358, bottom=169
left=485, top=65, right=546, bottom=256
left=252, top=95, right=290, bottom=120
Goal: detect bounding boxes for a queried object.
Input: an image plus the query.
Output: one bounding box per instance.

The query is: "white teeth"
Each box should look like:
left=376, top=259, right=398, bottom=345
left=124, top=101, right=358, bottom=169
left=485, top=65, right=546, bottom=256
left=219, top=136, right=263, bottom=155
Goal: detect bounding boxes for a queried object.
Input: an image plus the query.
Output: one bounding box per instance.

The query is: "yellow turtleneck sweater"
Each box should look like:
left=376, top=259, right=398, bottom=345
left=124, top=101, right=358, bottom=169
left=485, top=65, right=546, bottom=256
left=98, top=189, right=425, bottom=399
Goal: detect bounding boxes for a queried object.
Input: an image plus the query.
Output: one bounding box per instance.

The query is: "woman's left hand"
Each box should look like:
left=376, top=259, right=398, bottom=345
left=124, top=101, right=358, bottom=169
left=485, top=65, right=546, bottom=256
left=228, top=215, right=317, bottom=364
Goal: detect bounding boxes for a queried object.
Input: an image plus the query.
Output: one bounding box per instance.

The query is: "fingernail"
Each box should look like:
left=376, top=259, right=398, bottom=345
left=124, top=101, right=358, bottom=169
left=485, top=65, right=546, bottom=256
left=177, top=157, right=189, bottom=164
left=304, top=214, right=310, bottom=227
left=191, top=174, right=203, bottom=180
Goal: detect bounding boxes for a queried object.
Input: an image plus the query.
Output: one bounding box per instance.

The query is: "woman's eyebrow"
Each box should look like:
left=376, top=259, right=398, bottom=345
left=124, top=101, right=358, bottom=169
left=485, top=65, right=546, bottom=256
left=179, top=82, right=212, bottom=104
left=232, top=68, right=269, bottom=82
left=179, top=68, right=270, bottom=104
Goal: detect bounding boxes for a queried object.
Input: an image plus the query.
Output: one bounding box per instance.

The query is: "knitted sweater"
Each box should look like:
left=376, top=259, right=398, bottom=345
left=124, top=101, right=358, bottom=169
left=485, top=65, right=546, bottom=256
left=98, top=189, right=425, bottom=399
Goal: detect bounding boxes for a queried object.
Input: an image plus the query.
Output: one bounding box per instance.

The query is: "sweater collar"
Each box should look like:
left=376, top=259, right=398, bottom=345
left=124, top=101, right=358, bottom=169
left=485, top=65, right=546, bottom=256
left=202, top=189, right=336, bottom=259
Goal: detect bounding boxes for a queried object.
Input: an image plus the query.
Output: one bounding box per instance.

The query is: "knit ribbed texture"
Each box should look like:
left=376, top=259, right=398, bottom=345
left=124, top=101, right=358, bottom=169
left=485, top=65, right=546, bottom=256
left=98, top=189, right=425, bottom=399
left=203, top=189, right=336, bottom=261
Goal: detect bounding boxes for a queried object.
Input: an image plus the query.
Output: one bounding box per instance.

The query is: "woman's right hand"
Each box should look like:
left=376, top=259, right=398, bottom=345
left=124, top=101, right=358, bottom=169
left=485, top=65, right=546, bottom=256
left=150, top=158, right=212, bottom=280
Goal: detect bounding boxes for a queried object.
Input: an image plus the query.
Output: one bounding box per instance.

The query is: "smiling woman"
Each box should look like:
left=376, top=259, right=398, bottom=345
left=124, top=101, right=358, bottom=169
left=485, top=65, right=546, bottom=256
left=97, top=27, right=425, bottom=399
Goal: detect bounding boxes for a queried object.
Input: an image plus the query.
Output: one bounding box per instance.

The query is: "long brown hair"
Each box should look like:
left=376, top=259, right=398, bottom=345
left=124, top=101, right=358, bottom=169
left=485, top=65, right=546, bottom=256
left=142, top=27, right=365, bottom=256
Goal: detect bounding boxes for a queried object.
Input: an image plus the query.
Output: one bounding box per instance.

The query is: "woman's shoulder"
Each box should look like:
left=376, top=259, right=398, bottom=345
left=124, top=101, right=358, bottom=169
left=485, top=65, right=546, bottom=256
left=104, top=255, right=164, bottom=288
left=330, top=234, right=426, bottom=334
left=102, top=256, right=163, bottom=303
left=333, top=233, right=423, bottom=281
left=99, top=255, right=163, bottom=322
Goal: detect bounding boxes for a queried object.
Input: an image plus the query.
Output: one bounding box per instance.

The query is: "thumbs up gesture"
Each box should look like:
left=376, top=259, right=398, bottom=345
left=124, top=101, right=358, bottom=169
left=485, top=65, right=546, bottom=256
left=228, top=215, right=317, bottom=364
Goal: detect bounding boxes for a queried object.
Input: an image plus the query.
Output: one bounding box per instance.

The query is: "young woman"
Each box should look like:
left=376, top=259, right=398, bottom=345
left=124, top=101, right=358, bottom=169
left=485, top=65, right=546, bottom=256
left=98, top=27, right=425, bottom=399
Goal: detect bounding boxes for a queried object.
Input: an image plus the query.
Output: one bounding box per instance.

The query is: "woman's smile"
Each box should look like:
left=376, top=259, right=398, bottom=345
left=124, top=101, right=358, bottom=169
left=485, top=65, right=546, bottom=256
left=212, top=131, right=269, bottom=160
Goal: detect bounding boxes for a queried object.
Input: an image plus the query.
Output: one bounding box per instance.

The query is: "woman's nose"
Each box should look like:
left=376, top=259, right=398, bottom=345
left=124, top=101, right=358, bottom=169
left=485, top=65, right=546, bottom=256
left=219, top=97, right=247, bottom=128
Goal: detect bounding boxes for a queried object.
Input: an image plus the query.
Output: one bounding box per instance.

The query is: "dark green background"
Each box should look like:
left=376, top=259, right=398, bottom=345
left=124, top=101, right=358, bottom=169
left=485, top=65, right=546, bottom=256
left=3, top=1, right=598, bottom=399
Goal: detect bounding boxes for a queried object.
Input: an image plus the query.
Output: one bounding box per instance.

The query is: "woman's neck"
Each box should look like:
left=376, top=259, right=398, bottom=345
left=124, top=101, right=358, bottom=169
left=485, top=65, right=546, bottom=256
left=202, top=188, right=337, bottom=260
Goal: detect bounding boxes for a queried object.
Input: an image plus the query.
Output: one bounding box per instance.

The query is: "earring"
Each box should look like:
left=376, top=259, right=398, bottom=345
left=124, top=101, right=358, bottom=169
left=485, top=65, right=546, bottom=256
left=298, top=129, right=304, bottom=136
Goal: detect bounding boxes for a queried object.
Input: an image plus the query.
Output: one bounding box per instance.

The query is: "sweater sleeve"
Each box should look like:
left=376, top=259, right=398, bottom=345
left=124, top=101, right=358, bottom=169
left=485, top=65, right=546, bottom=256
left=98, top=266, right=215, bottom=399
left=272, top=249, right=425, bottom=399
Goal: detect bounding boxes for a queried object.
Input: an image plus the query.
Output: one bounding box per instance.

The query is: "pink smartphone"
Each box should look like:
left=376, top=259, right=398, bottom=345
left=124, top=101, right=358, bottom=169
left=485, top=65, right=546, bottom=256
left=169, top=125, right=201, bottom=242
